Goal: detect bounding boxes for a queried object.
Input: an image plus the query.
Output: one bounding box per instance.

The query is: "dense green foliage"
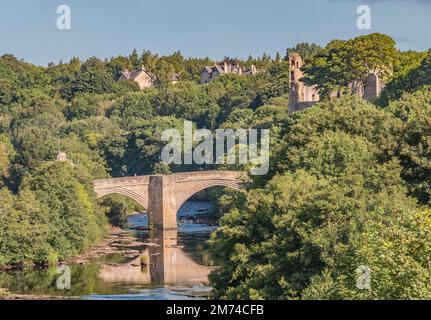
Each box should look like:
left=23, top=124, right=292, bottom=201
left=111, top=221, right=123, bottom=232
left=22, top=163, right=105, bottom=259
left=387, top=89, right=431, bottom=204
left=0, top=34, right=431, bottom=300
left=209, top=95, right=431, bottom=300
left=0, top=134, right=14, bottom=187
left=0, top=161, right=105, bottom=267
left=285, top=43, right=322, bottom=63
left=379, top=50, right=431, bottom=105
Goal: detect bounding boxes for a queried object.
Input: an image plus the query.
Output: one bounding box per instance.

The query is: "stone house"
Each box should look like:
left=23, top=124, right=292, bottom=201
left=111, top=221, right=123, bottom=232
left=118, top=67, right=180, bottom=89
left=200, top=60, right=257, bottom=84
left=118, top=67, right=156, bottom=89
left=288, top=53, right=385, bottom=114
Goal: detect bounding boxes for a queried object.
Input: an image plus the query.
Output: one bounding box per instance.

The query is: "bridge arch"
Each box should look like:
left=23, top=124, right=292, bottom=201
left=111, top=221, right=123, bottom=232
left=93, top=176, right=150, bottom=212
left=95, top=187, right=149, bottom=210
left=175, top=180, right=242, bottom=213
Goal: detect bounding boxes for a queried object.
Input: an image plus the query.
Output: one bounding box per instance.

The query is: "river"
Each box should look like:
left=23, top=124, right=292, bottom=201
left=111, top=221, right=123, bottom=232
left=0, top=201, right=218, bottom=300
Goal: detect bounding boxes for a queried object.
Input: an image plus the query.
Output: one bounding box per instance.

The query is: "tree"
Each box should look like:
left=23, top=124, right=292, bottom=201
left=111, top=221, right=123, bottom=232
left=106, top=55, right=132, bottom=80
left=275, top=52, right=282, bottom=63
left=20, top=162, right=106, bottom=259
left=99, top=194, right=144, bottom=228
left=65, top=93, right=116, bottom=120
left=0, top=135, right=15, bottom=187
left=10, top=126, right=60, bottom=186
left=388, top=88, right=431, bottom=204
left=209, top=130, right=427, bottom=300
left=59, top=57, right=115, bottom=100
left=0, top=54, right=51, bottom=111
left=129, top=49, right=141, bottom=70
left=48, top=57, right=81, bottom=94
left=0, top=188, right=54, bottom=267
left=273, top=96, right=402, bottom=179
left=108, top=91, right=156, bottom=127
left=155, top=81, right=220, bottom=128
left=154, top=60, right=175, bottom=88
left=141, top=50, right=159, bottom=72
left=378, top=50, right=431, bottom=105
left=302, top=34, right=397, bottom=98
left=285, top=43, right=322, bottom=63
left=182, top=56, right=213, bottom=82
left=59, top=134, right=109, bottom=180
left=303, top=208, right=431, bottom=300
left=62, top=115, right=127, bottom=177
left=209, top=95, right=431, bottom=300
left=123, top=116, right=186, bottom=175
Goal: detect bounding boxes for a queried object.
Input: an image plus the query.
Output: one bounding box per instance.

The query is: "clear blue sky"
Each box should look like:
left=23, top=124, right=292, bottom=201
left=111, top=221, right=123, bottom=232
left=0, top=0, right=430, bottom=65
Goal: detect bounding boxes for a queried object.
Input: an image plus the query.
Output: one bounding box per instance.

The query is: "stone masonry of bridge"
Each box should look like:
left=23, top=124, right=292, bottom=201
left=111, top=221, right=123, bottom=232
left=93, top=171, right=243, bottom=230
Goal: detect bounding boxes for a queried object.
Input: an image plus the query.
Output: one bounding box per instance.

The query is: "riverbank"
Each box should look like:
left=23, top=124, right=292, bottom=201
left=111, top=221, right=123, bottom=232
left=0, top=226, right=141, bottom=271
left=0, top=288, right=77, bottom=300
left=64, top=226, right=156, bottom=266
left=0, top=203, right=218, bottom=300
left=0, top=226, right=150, bottom=300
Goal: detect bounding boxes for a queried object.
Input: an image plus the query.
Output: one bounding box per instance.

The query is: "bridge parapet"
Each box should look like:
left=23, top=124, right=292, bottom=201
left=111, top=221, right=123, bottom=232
left=93, top=176, right=150, bottom=188
left=173, top=170, right=242, bottom=183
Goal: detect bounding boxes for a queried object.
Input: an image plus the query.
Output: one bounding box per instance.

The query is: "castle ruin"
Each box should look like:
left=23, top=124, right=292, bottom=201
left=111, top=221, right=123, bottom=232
left=288, top=53, right=385, bottom=114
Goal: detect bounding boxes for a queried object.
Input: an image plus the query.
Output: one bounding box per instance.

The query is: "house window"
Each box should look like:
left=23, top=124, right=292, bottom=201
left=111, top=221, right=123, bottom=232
left=291, top=71, right=295, bottom=81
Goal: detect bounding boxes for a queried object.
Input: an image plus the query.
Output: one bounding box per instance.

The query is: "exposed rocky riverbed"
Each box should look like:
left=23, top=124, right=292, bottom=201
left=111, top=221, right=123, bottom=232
left=64, top=227, right=156, bottom=265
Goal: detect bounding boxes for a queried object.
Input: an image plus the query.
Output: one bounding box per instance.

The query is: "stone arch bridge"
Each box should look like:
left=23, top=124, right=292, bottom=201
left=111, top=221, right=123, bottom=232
left=93, top=171, right=243, bottom=229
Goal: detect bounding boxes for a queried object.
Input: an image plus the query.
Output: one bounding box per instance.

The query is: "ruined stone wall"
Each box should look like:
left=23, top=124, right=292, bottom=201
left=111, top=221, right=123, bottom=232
left=363, top=73, right=384, bottom=101
left=288, top=53, right=385, bottom=113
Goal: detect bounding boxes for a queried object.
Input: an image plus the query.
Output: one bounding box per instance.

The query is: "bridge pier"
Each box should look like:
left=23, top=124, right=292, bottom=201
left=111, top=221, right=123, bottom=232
left=148, top=175, right=178, bottom=230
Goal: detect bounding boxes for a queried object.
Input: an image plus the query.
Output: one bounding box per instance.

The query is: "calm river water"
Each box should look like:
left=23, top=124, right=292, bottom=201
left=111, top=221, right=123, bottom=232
left=0, top=201, right=218, bottom=300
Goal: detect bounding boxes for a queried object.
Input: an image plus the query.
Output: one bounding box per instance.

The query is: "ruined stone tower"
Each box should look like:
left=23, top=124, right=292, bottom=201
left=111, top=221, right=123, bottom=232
left=363, top=72, right=385, bottom=101
left=288, top=53, right=320, bottom=114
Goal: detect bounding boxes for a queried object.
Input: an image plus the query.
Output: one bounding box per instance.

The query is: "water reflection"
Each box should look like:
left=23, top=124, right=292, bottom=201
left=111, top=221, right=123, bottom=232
left=98, top=229, right=215, bottom=286
left=0, top=201, right=217, bottom=299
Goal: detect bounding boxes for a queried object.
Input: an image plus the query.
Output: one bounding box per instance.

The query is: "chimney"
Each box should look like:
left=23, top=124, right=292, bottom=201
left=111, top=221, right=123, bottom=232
left=124, top=68, right=129, bottom=74
left=224, top=60, right=229, bottom=73
left=251, top=64, right=256, bottom=74
left=237, top=64, right=242, bottom=75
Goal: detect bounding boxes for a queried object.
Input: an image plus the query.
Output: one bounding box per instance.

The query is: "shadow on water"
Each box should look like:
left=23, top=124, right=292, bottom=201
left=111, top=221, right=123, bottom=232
left=0, top=201, right=218, bottom=300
